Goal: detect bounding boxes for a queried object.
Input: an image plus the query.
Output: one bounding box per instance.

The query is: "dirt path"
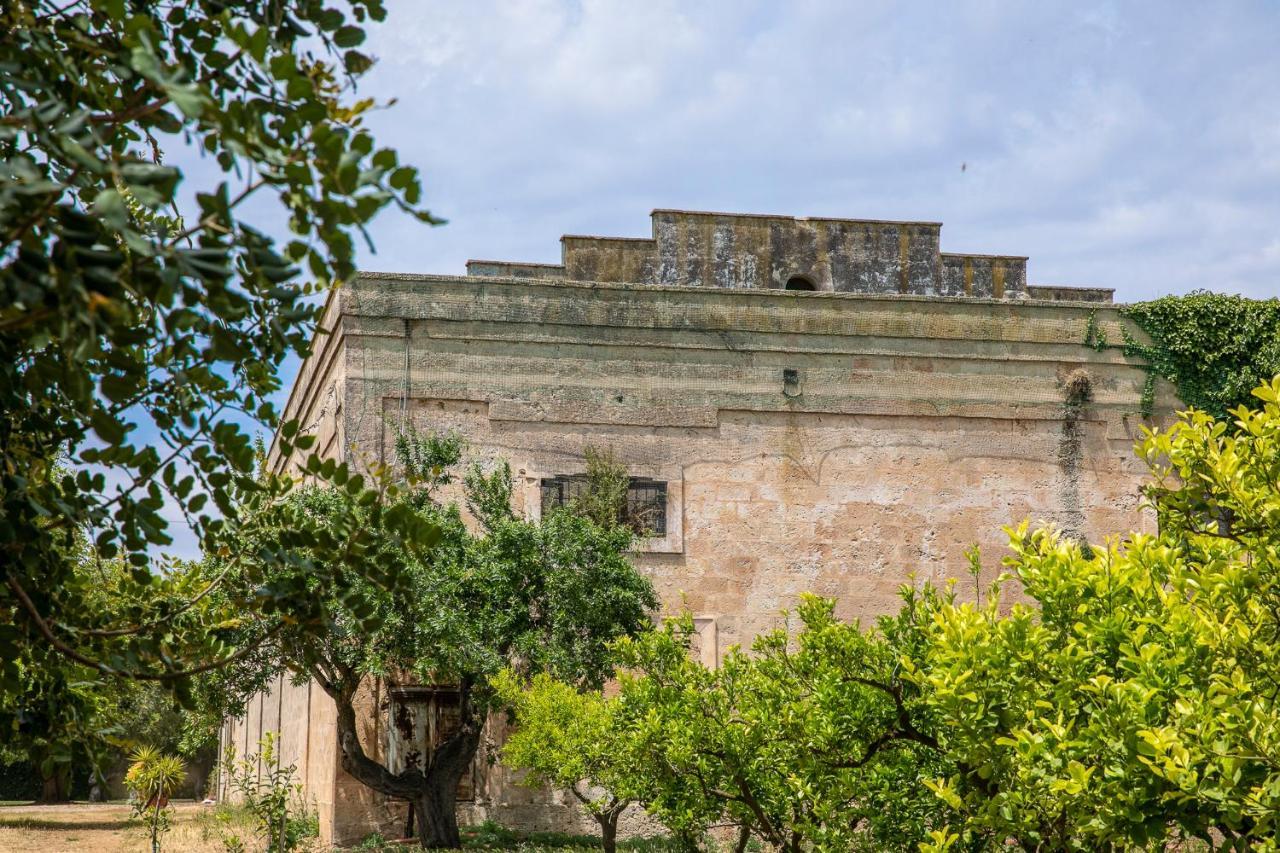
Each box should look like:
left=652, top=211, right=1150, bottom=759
left=0, top=802, right=221, bottom=853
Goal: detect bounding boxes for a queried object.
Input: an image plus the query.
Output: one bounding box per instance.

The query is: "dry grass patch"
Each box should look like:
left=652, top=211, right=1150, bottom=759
left=0, top=801, right=252, bottom=852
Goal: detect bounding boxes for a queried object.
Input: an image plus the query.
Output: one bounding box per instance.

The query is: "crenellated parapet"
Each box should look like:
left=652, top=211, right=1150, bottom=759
left=467, top=208, right=1103, bottom=302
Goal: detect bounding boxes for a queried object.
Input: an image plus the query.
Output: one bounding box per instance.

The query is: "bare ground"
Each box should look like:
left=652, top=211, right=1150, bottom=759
left=0, top=801, right=236, bottom=853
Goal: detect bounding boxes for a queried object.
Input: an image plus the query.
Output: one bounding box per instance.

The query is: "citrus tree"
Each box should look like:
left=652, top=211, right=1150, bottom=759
left=601, top=598, right=950, bottom=852
left=909, top=376, right=1280, bottom=850
left=494, top=670, right=642, bottom=853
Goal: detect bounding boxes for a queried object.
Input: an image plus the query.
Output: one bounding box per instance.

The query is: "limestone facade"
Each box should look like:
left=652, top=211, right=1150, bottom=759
left=222, top=211, right=1174, bottom=845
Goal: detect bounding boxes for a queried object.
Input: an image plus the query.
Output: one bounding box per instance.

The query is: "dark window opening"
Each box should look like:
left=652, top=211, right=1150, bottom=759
left=540, top=475, right=668, bottom=536
left=387, top=687, right=474, bottom=801
left=785, top=276, right=816, bottom=291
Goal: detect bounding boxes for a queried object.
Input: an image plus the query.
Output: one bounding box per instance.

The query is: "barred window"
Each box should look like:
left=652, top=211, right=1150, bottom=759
left=540, top=475, right=667, bottom=536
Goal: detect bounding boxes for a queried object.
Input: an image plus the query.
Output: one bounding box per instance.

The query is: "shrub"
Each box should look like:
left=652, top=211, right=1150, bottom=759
left=220, top=733, right=317, bottom=852
left=124, top=746, right=185, bottom=853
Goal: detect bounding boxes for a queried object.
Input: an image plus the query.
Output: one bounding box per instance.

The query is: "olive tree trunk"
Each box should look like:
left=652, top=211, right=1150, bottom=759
left=410, top=723, right=481, bottom=849
left=319, top=668, right=482, bottom=850
left=38, top=767, right=70, bottom=803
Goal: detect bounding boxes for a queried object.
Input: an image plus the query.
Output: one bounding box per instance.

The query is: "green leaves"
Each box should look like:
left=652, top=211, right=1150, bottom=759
left=596, top=599, right=948, bottom=850
left=333, top=26, right=366, bottom=48
left=0, top=0, right=440, bottom=705
left=899, top=377, right=1280, bottom=848
left=1121, top=291, right=1280, bottom=420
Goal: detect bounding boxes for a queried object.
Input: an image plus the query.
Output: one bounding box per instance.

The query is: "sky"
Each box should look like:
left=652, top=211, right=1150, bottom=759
left=156, top=0, right=1280, bottom=559
left=348, top=0, right=1280, bottom=300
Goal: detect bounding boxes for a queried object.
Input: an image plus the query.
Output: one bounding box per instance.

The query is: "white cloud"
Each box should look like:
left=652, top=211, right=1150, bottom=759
left=347, top=0, right=1280, bottom=300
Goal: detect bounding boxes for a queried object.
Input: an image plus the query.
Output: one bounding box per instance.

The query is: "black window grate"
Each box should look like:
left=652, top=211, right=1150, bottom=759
left=540, top=475, right=667, bottom=536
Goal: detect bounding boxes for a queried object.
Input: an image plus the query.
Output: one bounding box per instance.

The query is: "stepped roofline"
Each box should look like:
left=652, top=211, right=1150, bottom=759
left=466, top=208, right=1108, bottom=303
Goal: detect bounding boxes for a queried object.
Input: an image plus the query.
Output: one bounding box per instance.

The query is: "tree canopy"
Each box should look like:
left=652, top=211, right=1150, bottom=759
left=0, top=0, right=438, bottom=708
left=204, top=435, right=658, bottom=847
left=501, top=375, right=1280, bottom=852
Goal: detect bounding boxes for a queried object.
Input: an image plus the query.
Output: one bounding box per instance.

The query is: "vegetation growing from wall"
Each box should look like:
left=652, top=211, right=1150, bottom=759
left=1118, top=291, right=1280, bottom=418
left=571, top=447, right=631, bottom=532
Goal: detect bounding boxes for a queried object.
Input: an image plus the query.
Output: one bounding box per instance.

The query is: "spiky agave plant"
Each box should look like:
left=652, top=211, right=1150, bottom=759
left=125, top=746, right=186, bottom=853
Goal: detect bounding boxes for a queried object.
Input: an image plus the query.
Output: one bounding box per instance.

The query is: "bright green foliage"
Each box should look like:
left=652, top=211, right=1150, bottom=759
left=540, top=377, right=1280, bottom=851
left=1121, top=291, right=1280, bottom=418
left=0, top=0, right=439, bottom=693
left=607, top=598, right=950, bottom=852
left=206, top=436, right=657, bottom=848
left=394, top=426, right=464, bottom=500
left=495, top=671, right=640, bottom=853
left=907, top=528, right=1211, bottom=849
left=125, top=745, right=185, bottom=852
left=220, top=733, right=318, bottom=853
left=907, top=375, right=1280, bottom=849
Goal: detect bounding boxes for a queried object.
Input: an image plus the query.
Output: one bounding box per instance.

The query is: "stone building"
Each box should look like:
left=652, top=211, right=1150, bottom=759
left=221, top=209, right=1174, bottom=845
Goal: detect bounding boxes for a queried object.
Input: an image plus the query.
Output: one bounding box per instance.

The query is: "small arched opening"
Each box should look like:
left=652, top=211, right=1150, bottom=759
left=785, top=275, right=816, bottom=291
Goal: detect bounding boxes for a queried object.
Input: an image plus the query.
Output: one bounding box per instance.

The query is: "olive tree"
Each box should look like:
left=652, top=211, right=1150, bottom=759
left=208, top=435, right=659, bottom=848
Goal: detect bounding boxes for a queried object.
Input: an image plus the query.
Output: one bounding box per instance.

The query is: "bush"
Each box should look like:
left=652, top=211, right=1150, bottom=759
left=0, top=761, right=40, bottom=801
left=124, top=746, right=185, bottom=853
left=220, top=733, right=318, bottom=853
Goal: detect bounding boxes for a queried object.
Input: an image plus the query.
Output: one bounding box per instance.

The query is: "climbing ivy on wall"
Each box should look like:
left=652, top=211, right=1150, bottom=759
left=1118, top=291, right=1280, bottom=419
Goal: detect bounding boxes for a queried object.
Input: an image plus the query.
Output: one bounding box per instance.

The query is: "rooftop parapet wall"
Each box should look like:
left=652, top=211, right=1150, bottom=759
left=561, top=235, right=656, bottom=283
left=464, top=260, right=566, bottom=279
left=647, top=210, right=945, bottom=294
left=941, top=253, right=1029, bottom=299
left=466, top=208, right=1096, bottom=301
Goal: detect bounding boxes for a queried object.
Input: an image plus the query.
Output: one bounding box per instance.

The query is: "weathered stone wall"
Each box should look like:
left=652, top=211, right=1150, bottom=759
left=250, top=270, right=1175, bottom=843
left=644, top=210, right=947, bottom=294
left=562, top=235, right=657, bottom=284
left=1027, top=284, right=1116, bottom=303
left=221, top=676, right=338, bottom=843
left=464, top=260, right=566, bottom=280
left=940, top=253, right=1029, bottom=298
left=238, top=268, right=1172, bottom=840
left=470, top=209, right=1045, bottom=299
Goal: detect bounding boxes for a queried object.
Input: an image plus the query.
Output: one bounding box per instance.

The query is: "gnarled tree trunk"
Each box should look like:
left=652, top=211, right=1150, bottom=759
left=587, top=795, right=628, bottom=853
left=411, top=724, right=482, bottom=849
left=321, top=668, right=483, bottom=850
